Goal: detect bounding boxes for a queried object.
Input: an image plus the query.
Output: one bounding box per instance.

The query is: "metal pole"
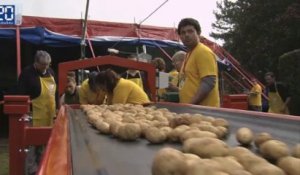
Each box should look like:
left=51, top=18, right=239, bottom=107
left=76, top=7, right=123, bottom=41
left=81, top=0, right=90, bottom=59
left=16, top=25, right=21, bottom=76
left=79, top=0, right=90, bottom=82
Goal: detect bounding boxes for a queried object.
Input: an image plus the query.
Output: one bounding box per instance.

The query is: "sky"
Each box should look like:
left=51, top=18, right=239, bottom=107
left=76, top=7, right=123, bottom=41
left=7, top=0, right=222, bottom=42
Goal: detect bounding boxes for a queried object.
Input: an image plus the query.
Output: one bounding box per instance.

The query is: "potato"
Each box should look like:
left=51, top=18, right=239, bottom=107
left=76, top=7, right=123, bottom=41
left=192, top=113, right=204, bottom=118
left=186, top=116, right=202, bottom=124
left=152, top=147, right=187, bottom=175
left=149, top=120, right=168, bottom=128
left=145, top=127, right=167, bottom=144
left=102, top=110, right=116, bottom=118
left=235, top=153, right=267, bottom=170
left=236, top=127, right=254, bottom=145
left=114, top=110, right=124, bottom=116
left=183, top=153, right=201, bottom=161
left=110, top=121, right=123, bottom=137
left=138, top=122, right=151, bottom=137
left=168, top=126, right=189, bottom=142
left=197, top=125, right=219, bottom=135
left=87, top=114, right=99, bottom=124
left=212, top=118, right=229, bottom=128
left=169, top=117, right=191, bottom=128
left=291, top=144, right=300, bottom=158
left=228, top=146, right=253, bottom=158
left=248, top=163, right=285, bottom=175
left=183, top=138, right=229, bottom=158
left=163, top=113, right=174, bottom=121
left=216, top=126, right=228, bottom=139
left=277, top=156, right=300, bottom=175
left=202, top=116, right=216, bottom=123
left=230, top=170, right=252, bottom=175
left=186, top=159, right=226, bottom=175
left=153, top=115, right=169, bottom=123
left=118, top=123, right=141, bottom=141
left=260, top=140, right=290, bottom=161
left=254, top=132, right=273, bottom=148
left=180, top=130, right=217, bottom=142
left=144, top=114, right=154, bottom=120
left=212, top=156, right=244, bottom=174
left=160, top=127, right=172, bottom=136
left=94, top=120, right=110, bottom=134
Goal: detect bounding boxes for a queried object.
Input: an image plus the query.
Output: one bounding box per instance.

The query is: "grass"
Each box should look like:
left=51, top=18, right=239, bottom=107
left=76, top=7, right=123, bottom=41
left=0, top=138, right=8, bottom=175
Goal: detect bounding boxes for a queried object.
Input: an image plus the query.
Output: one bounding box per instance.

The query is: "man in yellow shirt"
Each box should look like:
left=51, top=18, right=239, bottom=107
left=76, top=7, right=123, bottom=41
left=95, top=69, right=150, bottom=104
left=265, top=72, right=291, bottom=114
left=177, top=18, right=220, bottom=107
left=248, top=78, right=262, bottom=111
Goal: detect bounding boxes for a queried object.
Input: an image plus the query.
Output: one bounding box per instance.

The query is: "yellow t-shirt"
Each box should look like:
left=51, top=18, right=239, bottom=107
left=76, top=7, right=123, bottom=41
left=79, top=79, right=106, bottom=105
left=169, top=69, right=179, bottom=87
left=110, top=78, right=150, bottom=104
left=179, top=43, right=220, bottom=107
left=157, top=70, right=179, bottom=100
left=248, top=83, right=262, bottom=106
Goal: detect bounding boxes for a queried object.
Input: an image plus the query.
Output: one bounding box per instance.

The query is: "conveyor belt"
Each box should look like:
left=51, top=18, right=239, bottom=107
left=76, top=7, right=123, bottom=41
left=68, top=104, right=300, bottom=175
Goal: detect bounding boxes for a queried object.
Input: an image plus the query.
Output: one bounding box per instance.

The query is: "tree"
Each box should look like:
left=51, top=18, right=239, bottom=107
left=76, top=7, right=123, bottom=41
left=211, top=0, right=300, bottom=79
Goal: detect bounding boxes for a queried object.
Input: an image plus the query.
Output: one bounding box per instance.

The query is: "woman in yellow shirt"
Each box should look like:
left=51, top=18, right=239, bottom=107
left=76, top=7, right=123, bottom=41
left=79, top=72, right=106, bottom=105
left=95, top=69, right=150, bottom=104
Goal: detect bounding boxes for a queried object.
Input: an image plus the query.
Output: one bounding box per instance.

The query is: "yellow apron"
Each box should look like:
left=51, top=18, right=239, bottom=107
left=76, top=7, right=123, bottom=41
left=32, top=76, right=56, bottom=127
left=126, top=71, right=143, bottom=89
left=268, top=91, right=289, bottom=114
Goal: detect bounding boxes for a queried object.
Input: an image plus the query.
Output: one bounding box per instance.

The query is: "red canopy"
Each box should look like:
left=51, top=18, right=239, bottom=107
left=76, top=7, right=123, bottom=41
left=20, top=16, right=179, bottom=41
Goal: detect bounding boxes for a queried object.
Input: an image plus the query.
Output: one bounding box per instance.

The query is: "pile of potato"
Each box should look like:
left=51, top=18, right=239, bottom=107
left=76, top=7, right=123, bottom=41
left=81, top=104, right=300, bottom=175
left=81, top=104, right=229, bottom=143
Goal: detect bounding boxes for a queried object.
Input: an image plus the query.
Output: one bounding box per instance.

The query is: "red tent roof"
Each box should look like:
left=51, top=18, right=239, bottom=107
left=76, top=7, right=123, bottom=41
left=19, top=16, right=179, bottom=41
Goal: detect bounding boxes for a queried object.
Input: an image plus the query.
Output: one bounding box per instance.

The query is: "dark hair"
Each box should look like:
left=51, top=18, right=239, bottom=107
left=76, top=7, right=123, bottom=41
left=67, top=71, right=76, bottom=79
left=177, top=18, right=201, bottom=35
left=34, top=50, right=51, bottom=63
left=151, top=57, right=166, bottom=71
left=67, top=77, right=76, bottom=84
left=88, top=71, right=98, bottom=92
left=265, top=72, right=275, bottom=78
left=95, top=69, right=120, bottom=93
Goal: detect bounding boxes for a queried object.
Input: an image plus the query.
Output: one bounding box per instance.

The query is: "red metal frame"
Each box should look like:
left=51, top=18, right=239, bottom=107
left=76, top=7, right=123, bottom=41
left=37, top=106, right=72, bottom=175
left=58, top=55, right=157, bottom=101
left=3, top=96, right=52, bottom=175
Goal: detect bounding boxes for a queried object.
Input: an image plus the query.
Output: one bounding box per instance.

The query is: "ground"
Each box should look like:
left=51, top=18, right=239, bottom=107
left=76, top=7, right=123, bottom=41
left=0, top=138, right=8, bottom=175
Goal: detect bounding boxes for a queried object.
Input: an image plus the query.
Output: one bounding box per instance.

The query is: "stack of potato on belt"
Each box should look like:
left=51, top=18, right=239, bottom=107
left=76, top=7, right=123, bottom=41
left=81, top=104, right=300, bottom=175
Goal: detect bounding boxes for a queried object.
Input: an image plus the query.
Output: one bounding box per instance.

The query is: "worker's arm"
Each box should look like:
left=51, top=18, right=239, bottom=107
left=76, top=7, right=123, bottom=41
left=190, top=75, right=216, bottom=104
left=278, top=83, right=291, bottom=112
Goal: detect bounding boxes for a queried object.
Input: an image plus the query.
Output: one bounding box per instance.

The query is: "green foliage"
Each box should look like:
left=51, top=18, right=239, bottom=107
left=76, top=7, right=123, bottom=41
left=211, top=0, right=300, bottom=78
left=278, top=49, right=300, bottom=115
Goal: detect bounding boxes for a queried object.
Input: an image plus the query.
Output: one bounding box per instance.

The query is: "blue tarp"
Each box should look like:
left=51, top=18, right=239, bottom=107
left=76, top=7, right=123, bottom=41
left=0, top=27, right=185, bottom=49
left=0, top=27, right=230, bottom=70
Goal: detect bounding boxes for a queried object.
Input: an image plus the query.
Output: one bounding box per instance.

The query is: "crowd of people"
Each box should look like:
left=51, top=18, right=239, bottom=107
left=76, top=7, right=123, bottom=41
left=17, top=18, right=291, bottom=126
